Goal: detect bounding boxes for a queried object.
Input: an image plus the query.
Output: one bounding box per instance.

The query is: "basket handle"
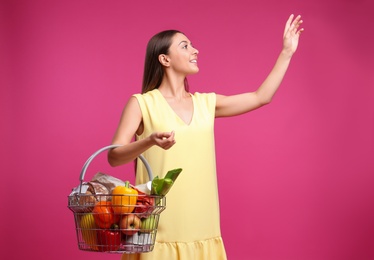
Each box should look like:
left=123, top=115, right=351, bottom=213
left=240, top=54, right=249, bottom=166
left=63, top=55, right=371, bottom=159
left=79, top=144, right=154, bottom=192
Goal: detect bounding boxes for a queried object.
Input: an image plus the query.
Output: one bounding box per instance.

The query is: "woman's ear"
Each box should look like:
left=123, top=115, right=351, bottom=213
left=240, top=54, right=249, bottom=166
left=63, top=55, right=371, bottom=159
left=158, top=54, right=170, bottom=67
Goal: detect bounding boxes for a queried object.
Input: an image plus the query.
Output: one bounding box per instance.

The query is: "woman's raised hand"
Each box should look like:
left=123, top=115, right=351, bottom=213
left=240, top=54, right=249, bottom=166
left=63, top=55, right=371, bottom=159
left=283, top=14, right=304, bottom=55
left=150, top=131, right=176, bottom=150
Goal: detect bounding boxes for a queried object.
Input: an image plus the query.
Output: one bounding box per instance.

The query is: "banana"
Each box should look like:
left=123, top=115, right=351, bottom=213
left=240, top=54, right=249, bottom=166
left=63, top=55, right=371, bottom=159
left=79, top=213, right=98, bottom=250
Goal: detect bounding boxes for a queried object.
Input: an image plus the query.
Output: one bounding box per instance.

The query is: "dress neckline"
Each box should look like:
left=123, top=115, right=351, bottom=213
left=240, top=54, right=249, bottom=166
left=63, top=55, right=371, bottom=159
left=154, top=89, right=195, bottom=126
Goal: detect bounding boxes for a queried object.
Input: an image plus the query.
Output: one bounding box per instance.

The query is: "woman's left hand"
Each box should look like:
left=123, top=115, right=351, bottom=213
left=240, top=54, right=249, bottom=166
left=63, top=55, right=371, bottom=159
left=283, top=14, right=304, bottom=55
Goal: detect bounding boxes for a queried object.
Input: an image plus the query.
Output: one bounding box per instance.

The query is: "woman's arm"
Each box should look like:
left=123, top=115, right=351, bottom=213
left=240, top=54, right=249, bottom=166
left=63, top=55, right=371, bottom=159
left=215, top=14, right=304, bottom=117
left=108, top=96, right=176, bottom=166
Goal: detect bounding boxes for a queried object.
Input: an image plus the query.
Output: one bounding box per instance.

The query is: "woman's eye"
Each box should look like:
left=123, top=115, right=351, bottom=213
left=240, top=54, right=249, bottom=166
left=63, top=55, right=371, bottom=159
left=183, top=45, right=188, bottom=49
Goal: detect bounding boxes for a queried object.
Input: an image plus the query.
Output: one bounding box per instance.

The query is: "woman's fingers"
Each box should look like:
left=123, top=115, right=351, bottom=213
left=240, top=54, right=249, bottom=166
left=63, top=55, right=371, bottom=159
left=153, top=131, right=176, bottom=150
left=284, top=14, right=294, bottom=35
left=285, top=14, right=303, bottom=36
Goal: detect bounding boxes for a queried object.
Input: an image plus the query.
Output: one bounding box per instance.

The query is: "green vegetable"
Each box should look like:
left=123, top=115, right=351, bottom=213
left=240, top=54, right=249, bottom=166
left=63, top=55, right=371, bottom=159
left=164, top=168, right=182, bottom=182
left=151, top=168, right=182, bottom=196
left=159, top=178, right=173, bottom=196
left=150, top=176, right=160, bottom=195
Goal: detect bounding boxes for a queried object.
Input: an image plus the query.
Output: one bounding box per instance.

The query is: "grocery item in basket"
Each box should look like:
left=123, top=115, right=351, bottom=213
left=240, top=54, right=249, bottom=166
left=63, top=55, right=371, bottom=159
left=151, top=168, right=183, bottom=196
left=135, top=182, right=152, bottom=194
left=91, top=172, right=127, bottom=193
left=79, top=213, right=99, bottom=250
left=92, top=201, right=120, bottom=229
left=112, top=181, right=138, bottom=214
left=140, top=215, right=157, bottom=232
left=120, top=213, right=142, bottom=235
left=69, top=181, right=109, bottom=212
left=125, top=231, right=152, bottom=245
left=97, top=224, right=121, bottom=252
left=133, top=189, right=155, bottom=215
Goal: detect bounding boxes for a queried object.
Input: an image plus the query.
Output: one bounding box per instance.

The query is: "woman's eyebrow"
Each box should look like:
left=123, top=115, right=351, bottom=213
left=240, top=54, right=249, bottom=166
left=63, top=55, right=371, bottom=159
left=178, top=40, right=189, bottom=46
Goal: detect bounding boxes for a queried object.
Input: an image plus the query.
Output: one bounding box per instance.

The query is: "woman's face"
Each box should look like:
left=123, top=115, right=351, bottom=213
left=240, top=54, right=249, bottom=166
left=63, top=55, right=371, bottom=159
left=165, top=33, right=199, bottom=75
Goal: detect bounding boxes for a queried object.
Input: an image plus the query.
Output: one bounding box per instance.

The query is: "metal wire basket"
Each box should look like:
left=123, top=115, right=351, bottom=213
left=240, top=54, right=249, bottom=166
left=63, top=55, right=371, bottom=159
left=68, top=145, right=166, bottom=254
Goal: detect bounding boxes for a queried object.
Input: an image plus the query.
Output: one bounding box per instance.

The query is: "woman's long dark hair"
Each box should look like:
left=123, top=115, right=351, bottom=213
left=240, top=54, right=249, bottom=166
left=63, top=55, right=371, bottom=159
left=142, top=30, right=189, bottom=94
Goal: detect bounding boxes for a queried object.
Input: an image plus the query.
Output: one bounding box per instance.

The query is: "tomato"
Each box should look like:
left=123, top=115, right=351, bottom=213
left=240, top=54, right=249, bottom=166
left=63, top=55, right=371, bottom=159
left=92, top=201, right=119, bottom=229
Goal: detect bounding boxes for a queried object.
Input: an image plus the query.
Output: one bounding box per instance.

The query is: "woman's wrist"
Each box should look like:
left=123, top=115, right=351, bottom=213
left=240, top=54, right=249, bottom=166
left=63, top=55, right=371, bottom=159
left=280, top=48, right=294, bottom=59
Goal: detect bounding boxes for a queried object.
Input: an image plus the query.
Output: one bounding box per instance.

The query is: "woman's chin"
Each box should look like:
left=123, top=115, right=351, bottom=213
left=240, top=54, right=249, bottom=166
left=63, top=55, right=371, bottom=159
left=189, top=67, right=199, bottom=74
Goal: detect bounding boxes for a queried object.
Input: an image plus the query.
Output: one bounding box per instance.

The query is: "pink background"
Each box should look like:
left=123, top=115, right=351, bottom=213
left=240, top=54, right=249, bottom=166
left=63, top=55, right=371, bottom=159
left=2, top=0, right=374, bottom=259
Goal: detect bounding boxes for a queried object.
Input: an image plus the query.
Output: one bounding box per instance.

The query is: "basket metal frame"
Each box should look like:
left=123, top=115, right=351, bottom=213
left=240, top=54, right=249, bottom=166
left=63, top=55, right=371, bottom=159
left=79, top=144, right=154, bottom=193
left=68, top=145, right=166, bottom=254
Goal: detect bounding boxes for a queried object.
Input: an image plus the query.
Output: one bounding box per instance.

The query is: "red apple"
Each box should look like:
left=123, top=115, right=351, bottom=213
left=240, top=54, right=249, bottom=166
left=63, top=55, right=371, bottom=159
left=120, top=214, right=141, bottom=235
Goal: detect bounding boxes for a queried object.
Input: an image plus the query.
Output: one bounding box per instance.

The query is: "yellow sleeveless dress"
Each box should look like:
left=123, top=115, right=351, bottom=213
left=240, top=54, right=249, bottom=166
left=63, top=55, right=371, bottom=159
left=121, top=89, right=227, bottom=260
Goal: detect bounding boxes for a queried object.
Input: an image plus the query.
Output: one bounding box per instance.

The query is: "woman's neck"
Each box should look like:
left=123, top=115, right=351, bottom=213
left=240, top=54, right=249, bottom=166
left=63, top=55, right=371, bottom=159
left=158, top=74, right=188, bottom=99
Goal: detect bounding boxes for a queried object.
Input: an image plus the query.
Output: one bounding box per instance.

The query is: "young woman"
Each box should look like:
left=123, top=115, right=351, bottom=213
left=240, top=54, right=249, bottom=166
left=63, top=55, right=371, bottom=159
left=109, top=14, right=304, bottom=260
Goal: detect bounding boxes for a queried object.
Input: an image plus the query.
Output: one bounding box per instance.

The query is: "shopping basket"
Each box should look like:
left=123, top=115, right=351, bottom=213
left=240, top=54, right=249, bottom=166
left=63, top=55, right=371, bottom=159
left=68, top=145, right=166, bottom=253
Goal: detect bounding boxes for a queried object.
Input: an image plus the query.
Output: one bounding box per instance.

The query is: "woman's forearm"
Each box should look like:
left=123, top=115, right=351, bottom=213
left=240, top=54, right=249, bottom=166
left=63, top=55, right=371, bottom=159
left=255, top=14, right=304, bottom=104
left=108, top=137, right=154, bottom=167
left=108, top=131, right=176, bottom=167
left=255, top=50, right=293, bottom=104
